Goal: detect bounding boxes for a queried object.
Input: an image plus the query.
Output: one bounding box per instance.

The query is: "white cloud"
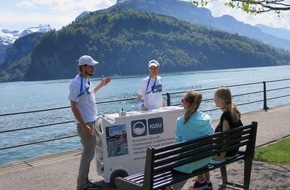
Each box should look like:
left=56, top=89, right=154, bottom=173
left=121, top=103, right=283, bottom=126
left=17, top=0, right=38, bottom=9
left=17, top=0, right=115, bottom=11
left=0, top=0, right=116, bottom=31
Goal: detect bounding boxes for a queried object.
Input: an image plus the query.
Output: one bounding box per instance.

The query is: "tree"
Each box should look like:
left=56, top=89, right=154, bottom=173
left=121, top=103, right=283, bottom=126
left=191, top=0, right=290, bottom=14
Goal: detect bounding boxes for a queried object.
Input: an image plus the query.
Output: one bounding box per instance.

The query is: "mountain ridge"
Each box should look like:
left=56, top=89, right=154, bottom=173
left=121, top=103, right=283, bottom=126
left=0, top=24, right=52, bottom=45
left=0, top=24, right=52, bottom=64
left=113, top=0, right=290, bottom=51
left=22, top=9, right=290, bottom=81
left=256, top=24, right=290, bottom=41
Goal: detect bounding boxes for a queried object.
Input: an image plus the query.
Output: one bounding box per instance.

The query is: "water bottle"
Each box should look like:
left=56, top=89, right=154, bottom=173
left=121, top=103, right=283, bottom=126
left=138, top=98, right=145, bottom=110
left=119, top=108, right=126, bottom=116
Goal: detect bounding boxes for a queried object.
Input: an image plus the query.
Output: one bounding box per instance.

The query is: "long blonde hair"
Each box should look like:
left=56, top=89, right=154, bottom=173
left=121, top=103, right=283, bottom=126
left=183, top=91, right=202, bottom=124
left=215, top=86, right=241, bottom=122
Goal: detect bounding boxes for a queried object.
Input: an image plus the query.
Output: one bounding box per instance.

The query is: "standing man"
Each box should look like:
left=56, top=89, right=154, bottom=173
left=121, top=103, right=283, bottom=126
left=137, top=59, right=166, bottom=111
left=68, top=55, right=111, bottom=190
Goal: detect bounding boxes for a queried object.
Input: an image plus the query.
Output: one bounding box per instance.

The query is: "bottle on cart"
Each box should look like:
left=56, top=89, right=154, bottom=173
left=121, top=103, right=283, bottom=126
left=138, top=98, right=145, bottom=110
left=119, top=108, right=126, bottom=116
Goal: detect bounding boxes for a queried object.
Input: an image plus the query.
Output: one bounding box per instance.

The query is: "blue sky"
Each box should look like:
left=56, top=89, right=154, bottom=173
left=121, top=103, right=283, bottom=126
left=0, top=0, right=289, bottom=32
left=0, top=0, right=115, bottom=31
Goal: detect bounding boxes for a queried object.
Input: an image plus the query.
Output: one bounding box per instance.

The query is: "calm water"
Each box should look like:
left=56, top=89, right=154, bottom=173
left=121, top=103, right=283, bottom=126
left=1, top=65, right=290, bottom=164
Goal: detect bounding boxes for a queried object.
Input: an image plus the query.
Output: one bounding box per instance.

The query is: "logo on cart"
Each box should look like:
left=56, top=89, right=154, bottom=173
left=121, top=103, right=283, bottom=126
left=148, top=117, right=163, bottom=135
left=131, top=119, right=147, bottom=137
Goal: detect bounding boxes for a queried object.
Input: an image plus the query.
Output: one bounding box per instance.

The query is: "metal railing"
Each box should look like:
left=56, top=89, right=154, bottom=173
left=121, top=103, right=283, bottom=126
left=0, top=78, right=290, bottom=152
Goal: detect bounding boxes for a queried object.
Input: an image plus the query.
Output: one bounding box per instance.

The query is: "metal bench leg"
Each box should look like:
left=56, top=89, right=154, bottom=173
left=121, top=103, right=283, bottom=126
left=243, top=157, right=253, bottom=190
left=220, top=165, right=228, bottom=187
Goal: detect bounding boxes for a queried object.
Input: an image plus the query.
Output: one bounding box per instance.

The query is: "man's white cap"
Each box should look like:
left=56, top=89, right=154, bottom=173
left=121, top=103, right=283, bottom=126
left=77, top=55, right=99, bottom=66
left=148, top=60, right=159, bottom=67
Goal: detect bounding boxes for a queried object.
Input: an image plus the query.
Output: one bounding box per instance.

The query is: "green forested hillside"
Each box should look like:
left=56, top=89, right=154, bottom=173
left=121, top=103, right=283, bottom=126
left=1, top=9, right=290, bottom=82
left=0, top=33, right=44, bottom=82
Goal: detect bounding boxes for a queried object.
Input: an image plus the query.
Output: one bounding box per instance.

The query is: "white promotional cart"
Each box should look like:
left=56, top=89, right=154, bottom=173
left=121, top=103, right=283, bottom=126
left=95, top=106, right=185, bottom=185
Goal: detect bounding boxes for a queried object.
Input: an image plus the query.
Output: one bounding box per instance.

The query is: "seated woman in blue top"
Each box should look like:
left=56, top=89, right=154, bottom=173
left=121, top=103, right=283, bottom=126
left=173, top=90, right=214, bottom=190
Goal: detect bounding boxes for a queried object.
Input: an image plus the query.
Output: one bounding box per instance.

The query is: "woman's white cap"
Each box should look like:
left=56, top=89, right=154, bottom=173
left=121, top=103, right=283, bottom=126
left=148, top=60, right=159, bottom=67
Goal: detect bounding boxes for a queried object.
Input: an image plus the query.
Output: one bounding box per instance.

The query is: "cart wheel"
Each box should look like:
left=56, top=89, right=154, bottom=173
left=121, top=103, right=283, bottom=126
left=110, top=169, right=128, bottom=187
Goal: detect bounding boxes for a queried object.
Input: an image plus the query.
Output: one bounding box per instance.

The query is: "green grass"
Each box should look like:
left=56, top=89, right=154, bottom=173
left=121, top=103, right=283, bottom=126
left=254, top=137, right=290, bottom=164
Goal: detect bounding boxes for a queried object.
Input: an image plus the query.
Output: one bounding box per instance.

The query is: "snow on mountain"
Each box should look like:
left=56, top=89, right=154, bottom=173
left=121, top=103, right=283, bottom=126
left=0, top=24, right=52, bottom=46
left=0, top=29, right=20, bottom=46
left=20, top=24, right=52, bottom=37
left=0, top=24, right=52, bottom=64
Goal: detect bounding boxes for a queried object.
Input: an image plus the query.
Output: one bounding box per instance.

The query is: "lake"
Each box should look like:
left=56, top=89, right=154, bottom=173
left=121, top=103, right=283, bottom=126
left=0, top=65, right=290, bottom=164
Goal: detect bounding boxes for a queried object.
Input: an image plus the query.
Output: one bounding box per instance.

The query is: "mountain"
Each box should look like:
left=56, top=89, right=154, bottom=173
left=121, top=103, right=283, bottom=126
left=0, top=24, right=52, bottom=64
left=0, top=29, right=19, bottom=45
left=75, top=11, right=91, bottom=21
left=0, top=32, right=46, bottom=82
left=0, top=29, right=19, bottom=64
left=113, top=0, right=290, bottom=51
left=212, top=15, right=290, bottom=51
left=20, top=9, right=290, bottom=81
left=1, top=0, right=290, bottom=82
left=0, top=24, right=51, bottom=45
left=256, top=24, right=290, bottom=42
left=19, top=24, right=52, bottom=37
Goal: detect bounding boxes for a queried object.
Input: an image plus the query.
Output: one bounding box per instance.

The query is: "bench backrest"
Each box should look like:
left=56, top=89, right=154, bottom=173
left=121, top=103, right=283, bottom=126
left=143, top=121, right=258, bottom=188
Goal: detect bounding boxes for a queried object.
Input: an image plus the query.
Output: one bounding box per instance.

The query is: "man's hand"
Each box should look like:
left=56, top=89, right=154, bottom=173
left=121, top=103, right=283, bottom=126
left=94, top=75, right=112, bottom=93
left=101, top=75, right=112, bottom=86
left=141, top=104, right=148, bottom=111
left=82, top=124, right=94, bottom=137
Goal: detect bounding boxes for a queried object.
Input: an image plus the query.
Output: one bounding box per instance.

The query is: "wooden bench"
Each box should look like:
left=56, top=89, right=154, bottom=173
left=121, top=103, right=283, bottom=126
left=115, top=121, right=258, bottom=190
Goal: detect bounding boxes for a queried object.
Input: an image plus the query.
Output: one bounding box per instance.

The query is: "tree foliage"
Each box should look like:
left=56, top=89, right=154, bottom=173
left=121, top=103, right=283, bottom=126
left=191, top=0, right=290, bottom=14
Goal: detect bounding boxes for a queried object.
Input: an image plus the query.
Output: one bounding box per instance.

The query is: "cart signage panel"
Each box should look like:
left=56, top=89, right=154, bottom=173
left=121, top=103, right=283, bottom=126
left=131, top=119, right=147, bottom=137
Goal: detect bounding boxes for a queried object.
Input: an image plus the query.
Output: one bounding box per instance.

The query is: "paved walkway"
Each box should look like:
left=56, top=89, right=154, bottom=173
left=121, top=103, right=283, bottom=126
left=1, top=104, right=290, bottom=190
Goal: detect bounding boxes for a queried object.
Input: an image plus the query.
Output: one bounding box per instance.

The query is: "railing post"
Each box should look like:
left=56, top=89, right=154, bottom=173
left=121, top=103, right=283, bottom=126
left=166, top=93, right=171, bottom=106
left=263, top=81, right=269, bottom=111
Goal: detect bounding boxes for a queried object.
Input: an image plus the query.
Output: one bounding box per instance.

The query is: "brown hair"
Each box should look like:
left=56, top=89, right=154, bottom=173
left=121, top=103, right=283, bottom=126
left=183, top=91, right=202, bottom=124
left=215, top=86, right=241, bottom=122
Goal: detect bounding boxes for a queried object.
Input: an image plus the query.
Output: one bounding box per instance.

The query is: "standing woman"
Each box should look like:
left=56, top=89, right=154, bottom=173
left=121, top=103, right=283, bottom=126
left=213, top=86, right=243, bottom=161
left=137, top=59, right=166, bottom=111
left=174, top=90, right=214, bottom=190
